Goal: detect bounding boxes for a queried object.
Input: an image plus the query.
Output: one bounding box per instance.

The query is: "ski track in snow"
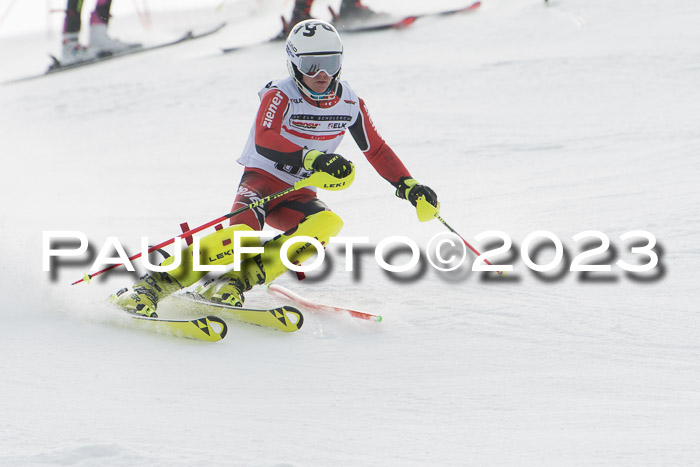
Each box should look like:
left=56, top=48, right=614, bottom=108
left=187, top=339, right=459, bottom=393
left=1, top=0, right=700, bottom=465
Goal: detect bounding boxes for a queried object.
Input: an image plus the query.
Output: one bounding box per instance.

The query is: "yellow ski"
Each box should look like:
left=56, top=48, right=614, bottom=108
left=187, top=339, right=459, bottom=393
left=130, top=315, right=228, bottom=342
left=179, top=292, right=304, bottom=332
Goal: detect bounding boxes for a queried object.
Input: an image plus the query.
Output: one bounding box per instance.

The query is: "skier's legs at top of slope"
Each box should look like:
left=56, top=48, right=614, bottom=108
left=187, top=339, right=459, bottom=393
left=278, top=0, right=385, bottom=38
left=61, top=0, right=139, bottom=64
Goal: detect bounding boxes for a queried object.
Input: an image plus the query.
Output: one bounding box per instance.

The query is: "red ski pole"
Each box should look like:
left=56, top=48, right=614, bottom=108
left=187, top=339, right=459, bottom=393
left=0, top=0, right=20, bottom=28
left=435, top=215, right=503, bottom=275
left=72, top=171, right=354, bottom=285
left=416, top=197, right=503, bottom=275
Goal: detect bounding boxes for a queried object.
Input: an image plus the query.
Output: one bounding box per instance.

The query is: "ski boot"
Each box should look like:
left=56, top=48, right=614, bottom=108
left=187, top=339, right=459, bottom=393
left=196, top=210, right=343, bottom=306
left=89, top=23, right=140, bottom=57
left=276, top=0, right=314, bottom=40
left=61, top=33, right=96, bottom=64
left=334, top=0, right=388, bottom=28
left=109, top=272, right=182, bottom=318
left=108, top=224, right=261, bottom=315
left=196, top=255, right=266, bottom=307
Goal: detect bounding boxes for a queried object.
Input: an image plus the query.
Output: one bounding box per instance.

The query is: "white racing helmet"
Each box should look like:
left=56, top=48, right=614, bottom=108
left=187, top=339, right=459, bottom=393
left=285, top=19, right=343, bottom=102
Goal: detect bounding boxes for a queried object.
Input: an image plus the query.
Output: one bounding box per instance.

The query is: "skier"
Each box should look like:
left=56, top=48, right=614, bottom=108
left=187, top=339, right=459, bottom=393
left=62, top=0, right=139, bottom=64
left=279, top=0, right=385, bottom=38
left=111, top=19, right=438, bottom=317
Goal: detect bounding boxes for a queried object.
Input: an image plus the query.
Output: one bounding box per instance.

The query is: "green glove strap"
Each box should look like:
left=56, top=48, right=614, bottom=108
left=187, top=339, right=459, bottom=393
left=303, top=149, right=324, bottom=171
left=395, top=178, right=419, bottom=200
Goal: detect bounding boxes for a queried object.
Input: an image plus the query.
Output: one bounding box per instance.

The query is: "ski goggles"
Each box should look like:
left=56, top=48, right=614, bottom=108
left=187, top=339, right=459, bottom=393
left=297, top=53, right=342, bottom=78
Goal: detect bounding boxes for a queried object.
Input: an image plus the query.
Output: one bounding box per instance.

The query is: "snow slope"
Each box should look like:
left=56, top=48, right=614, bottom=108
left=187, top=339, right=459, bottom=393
left=1, top=0, right=699, bottom=465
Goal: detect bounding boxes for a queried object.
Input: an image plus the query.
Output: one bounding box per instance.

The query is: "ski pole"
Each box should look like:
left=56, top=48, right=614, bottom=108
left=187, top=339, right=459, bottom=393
left=131, top=0, right=152, bottom=29
left=72, top=170, right=355, bottom=285
left=416, top=197, right=503, bottom=275
left=266, top=283, right=382, bottom=322
left=0, top=0, right=20, bottom=29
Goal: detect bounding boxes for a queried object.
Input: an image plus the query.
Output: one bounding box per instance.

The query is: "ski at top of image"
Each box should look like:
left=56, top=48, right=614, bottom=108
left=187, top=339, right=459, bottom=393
left=221, top=1, right=481, bottom=54
left=5, top=22, right=226, bottom=85
left=333, top=0, right=482, bottom=34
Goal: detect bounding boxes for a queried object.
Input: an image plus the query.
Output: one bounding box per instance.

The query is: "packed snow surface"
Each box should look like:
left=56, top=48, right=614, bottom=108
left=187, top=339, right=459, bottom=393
left=1, top=0, right=699, bottom=465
